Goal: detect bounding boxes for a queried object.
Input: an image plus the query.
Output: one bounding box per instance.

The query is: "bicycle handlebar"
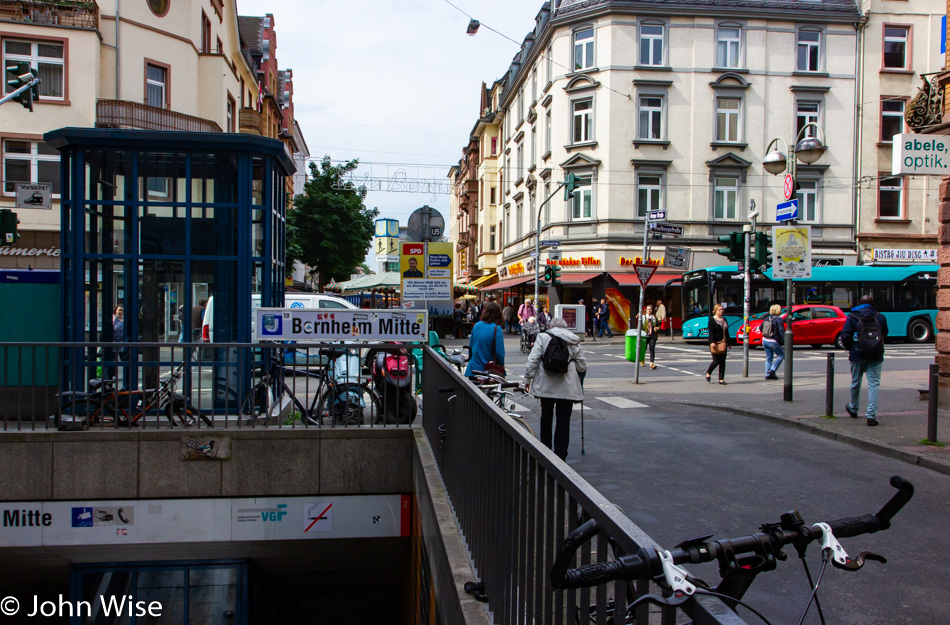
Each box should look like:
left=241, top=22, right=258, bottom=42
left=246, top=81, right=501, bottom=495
left=551, top=476, right=913, bottom=591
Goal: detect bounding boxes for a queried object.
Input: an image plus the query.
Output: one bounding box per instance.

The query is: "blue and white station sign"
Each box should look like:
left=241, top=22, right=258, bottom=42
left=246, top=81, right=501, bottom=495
left=776, top=199, right=799, bottom=222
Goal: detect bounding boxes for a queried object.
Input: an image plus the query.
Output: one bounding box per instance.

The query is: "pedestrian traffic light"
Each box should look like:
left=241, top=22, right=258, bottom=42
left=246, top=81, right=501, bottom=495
left=542, top=264, right=554, bottom=285
left=564, top=173, right=578, bottom=200
left=5, top=61, right=36, bottom=111
left=550, top=264, right=561, bottom=285
left=716, top=232, right=744, bottom=262
left=754, top=231, right=772, bottom=270
left=0, top=209, right=20, bottom=245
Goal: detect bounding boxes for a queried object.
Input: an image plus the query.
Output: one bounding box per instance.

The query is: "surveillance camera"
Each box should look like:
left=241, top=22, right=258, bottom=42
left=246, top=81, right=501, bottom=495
left=748, top=210, right=760, bottom=221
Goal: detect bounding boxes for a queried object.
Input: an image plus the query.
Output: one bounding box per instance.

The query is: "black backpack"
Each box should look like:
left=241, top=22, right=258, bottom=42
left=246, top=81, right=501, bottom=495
left=855, top=314, right=884, bottom=359
left=541, top=333, right=572, bottom=373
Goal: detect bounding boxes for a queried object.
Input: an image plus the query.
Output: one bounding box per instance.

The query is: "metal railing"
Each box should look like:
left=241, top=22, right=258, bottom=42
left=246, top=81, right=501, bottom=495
left=96, top=100, right=223, bottom=133
left=0, top=0, right=98, bottom=29
left=421, top=348, right=745, bottom=625
left=0, top=342, right=420, bottom=431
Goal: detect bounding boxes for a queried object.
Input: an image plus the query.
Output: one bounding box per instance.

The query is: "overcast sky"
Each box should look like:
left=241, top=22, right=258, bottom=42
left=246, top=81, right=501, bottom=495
left=237, top=0, right=544, bottom=266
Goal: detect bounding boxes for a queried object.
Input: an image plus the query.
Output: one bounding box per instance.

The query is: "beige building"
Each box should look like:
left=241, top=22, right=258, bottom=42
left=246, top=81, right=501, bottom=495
left=854, top=0, right=945, bottom=264
left=0, top=0, right=299, bottom=269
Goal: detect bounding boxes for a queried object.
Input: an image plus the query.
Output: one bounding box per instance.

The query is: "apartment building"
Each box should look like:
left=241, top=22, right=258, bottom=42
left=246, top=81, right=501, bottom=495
left=0, top=0, right=304, bottom=271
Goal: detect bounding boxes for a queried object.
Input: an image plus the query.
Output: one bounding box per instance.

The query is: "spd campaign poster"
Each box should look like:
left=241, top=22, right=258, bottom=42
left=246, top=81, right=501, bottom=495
left=400, top=242, right=453, bottom=316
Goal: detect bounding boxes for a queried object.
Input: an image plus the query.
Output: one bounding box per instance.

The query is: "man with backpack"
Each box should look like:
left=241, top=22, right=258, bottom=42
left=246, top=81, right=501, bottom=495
left=524, top=317, right=588, bottom=461
left=760, top=304, right=786, bottom=379
left=841, top=295, right=888, bottom=426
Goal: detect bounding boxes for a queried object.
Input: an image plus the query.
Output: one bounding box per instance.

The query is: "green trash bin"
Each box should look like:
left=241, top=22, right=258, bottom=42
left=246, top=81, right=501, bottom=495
left=624, top=329, right=646, bottom=363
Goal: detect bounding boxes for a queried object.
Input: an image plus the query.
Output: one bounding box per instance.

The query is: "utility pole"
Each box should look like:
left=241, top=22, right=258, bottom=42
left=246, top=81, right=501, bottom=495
left=534, top=179, right=570, bottom=306
left=742, top=201, right=758, bottom=378
left=633, top=210, right=663, bottom=384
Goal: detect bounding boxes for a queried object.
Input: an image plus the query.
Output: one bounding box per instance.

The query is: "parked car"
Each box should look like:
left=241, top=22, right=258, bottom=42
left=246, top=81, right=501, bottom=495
left=736, top=304, right=847, bottom=349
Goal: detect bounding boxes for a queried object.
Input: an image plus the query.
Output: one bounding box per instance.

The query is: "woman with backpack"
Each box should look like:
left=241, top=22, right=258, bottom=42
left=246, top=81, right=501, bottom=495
left=523, top=317, right=587, bottom=461
left=761, top=304, right=786, bottom=380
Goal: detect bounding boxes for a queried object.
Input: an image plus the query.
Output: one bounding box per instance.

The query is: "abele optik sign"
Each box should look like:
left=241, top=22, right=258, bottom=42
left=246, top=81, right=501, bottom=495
left=892, top=134, right=950, bottom=176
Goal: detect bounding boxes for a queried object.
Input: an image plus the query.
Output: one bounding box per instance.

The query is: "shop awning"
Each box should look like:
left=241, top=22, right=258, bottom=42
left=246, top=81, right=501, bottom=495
left=469, top=273, right=497, bottom=288
left=483, top=275, right=533, bottom=291
left=559, top=272, right=601, bottom=285
left=610, top=272, right=681, bottom=287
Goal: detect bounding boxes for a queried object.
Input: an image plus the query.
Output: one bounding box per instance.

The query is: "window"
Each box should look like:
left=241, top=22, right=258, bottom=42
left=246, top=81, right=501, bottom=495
left=796, top=101, right=820, bottom=138
left=879, top=176, right=903, bottom=218
left=546, top=45, right=553, bottom=84
left=490, top=187, right=496, bottom=205
left=713, top=177, right=738, bottom=220
left=2, top=39, right=64, bottom=99
left=2, top=140, right=60, bottom=196
left=216, top=37, right=223, bottom=54
left=716, top=26, right=741, bottom=68
left=638, top=96, right=663, bottom=140
left=572, top=183, right=592, bottom=220
left=146, top=63, right=168, bottom=108
left=545, top=110, right=552, bottom=154
left=544, top=180, right=551, bottom=224
left=716, top=98, right=740, bottom=142
left=883, top=26, right=909, bottom=70
left=531, top=68, right=538, bottom=102
left=490, top=137, right=497, bottom=155
left=201, top=12, right=212, bottom=53
left=881, top=100, right=905, bottom=142
left=519, top=88, right=525, bottom=123
left=637, top=176, right=662, bottom=218
left=529, top=190, right=536, bottom=235
left=573, top=28, right=594, bottom=70
left=516, top=143, right=524, bottom=182
left=226, top=95, right=235, bottom=132
left=506, top=156, right=511, bottom=193
left=489, top=225, right=497, bottom=250
left=147, top=0, right=169, bottom=17
left=572, top=98, right=593, bottom=143
left=640, top=24, right=664, bottom=66
left=797, top=30, right=821, bottom=72
left=516, top=202, right=523, bottom=239
left=530, top=126, right=537, bottom=168
left=796, top=179, right=819, bottom=222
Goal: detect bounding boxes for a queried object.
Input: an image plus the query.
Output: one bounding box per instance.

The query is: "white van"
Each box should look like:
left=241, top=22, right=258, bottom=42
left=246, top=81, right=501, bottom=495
left=201, top=293, right=357, bottom=342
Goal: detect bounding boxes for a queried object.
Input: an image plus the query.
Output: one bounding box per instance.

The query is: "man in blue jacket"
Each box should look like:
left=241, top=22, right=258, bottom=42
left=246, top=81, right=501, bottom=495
left=840, top=295, right=888, bottom=426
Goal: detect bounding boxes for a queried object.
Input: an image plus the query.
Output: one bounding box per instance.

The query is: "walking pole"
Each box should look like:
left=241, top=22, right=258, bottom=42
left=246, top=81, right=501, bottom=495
left=580, top=399, right=585, bottom=455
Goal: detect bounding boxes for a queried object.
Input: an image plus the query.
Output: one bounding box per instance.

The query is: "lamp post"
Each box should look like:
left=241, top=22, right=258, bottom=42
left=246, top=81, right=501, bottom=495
left=762, top=122, right=826, bottom=402
left=535, top=180, right=569, bottom=307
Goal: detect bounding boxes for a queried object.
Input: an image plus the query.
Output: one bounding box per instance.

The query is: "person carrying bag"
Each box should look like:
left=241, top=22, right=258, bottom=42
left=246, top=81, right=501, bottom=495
left=705, top=304, right=730, bottom=384
left=465, top=302, right=506, bottom=378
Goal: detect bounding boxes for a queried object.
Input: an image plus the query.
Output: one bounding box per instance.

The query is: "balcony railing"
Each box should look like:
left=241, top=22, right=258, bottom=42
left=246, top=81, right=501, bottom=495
left=0, top=0, right=98, bottom=29
left=239, top=108, right=264, bottom=135
left=97, top=100, right=222, bottom=133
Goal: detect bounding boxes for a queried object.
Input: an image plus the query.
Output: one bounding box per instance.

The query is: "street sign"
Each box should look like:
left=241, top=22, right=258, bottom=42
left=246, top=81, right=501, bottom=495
left=540, top=240, right=560, bottom=247
left=651, top=223, right=684, bottom=236
left=663, top=247, right=691, bottom=269
left=783, top=174, right=795, bottom=200
left=633, top=263, right=659, bottom=287
left=648, top=210, right=666, bottom=221
left=529, top=251, right=538, bottom=257
left=776, top=199, right=799, bottom=222
left=548, top=250, right=562, bottom=262
left=15, top=183, right=52, bottom=210
left=650, top=234, right=663, bottom=240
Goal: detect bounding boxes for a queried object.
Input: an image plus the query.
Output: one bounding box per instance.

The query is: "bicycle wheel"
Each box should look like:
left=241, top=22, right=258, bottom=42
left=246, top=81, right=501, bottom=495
left=166, top=401, right=213, bottom=428
left=508, top=414, right=536, bottom=438
left=239, top=383, right=273, bottom=423
left=315, top=383, right=381, bottom=426
left=56, top=399, right=96, bottom=429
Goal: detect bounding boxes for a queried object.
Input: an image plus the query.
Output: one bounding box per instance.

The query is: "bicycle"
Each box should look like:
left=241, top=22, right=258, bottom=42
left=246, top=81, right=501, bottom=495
left=59, top=361, right=210, bottom=428
left=240, top=348, right=381, bottom=426
left=471, top=370, right=537, bottom=437
left=550, top=476, right=914, bottom=625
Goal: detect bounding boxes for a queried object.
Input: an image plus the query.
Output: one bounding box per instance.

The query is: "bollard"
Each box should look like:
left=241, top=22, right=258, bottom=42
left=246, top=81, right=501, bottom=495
left=928, top=364, right=939, bottom=443
left=825, top=352, right=834, bottom=417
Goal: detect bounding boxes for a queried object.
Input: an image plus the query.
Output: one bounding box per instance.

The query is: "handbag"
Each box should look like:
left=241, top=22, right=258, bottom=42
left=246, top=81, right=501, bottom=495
left=660, top=318, right=669, bottom=331
left=710, top=340, right=727, bottom=355
left=485, top=325, right=506, bottom=376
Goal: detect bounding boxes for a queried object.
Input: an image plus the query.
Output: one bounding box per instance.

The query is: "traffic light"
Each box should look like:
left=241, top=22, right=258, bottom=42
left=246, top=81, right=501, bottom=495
left=5, top=61, right=36, bottom=111
left=0, top=209, right=20, bottom=245
left=716, top=232, right=744, bottom=262
left=754, top=231, right=772, bottom=269
left=564, top=173, right=578, bottom=200
left=542, top=264, right=554, bottom=285
left=550, top=264, right=561, bottom=286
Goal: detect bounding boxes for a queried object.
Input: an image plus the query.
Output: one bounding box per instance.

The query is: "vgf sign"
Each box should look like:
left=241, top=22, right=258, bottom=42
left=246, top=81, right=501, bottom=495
left=892, top=134, right=950, bottom=176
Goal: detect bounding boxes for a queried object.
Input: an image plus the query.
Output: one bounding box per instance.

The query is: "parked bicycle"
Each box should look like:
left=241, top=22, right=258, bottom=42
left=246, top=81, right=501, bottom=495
left=241, top=348, right=381, bottom=426
left=550, top=476, right=914, bottom=625
left=57, top=361, right=209, bottom=428
left=471, top=370, right=536, bottom=437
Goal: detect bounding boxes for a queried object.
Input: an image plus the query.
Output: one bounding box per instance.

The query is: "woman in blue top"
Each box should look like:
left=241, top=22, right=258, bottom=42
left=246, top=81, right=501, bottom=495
left=465, top=301, right=506, bottom=378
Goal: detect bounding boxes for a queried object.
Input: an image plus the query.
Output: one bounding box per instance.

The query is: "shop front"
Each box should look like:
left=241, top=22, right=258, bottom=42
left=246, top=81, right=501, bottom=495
left=0, top=229, right=60, bottom=270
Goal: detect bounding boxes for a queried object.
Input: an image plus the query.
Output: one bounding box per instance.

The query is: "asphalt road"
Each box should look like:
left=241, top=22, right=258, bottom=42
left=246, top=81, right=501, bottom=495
left=473, top=336, right=947, bottom=625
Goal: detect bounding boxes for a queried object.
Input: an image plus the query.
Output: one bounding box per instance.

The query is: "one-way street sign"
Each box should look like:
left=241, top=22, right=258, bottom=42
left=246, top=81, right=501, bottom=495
left=776, top=199, right=799, bottom=222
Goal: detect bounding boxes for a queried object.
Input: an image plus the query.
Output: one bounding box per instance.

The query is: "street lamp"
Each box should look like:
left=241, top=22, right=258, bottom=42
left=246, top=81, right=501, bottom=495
left=762, top=121, right=826, bottom=402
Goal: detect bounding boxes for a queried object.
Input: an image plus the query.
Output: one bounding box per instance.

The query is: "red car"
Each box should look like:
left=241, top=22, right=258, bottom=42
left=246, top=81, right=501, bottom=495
left=736, top=305, right=847, bottom=349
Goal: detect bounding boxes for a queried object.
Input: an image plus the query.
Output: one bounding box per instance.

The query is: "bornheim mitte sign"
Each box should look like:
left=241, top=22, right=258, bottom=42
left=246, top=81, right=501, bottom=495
left=892, top=134, right=950, bottom=176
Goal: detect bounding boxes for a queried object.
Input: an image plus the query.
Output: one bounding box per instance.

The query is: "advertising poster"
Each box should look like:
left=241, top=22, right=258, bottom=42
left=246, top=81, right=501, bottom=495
left=401, top=242, right=454, bottom=317
left=772, top=225, right=812, bottom=279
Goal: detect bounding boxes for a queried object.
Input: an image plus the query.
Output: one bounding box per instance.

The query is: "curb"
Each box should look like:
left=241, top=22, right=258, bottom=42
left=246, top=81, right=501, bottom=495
left=677, top=400, right=950, bottom=477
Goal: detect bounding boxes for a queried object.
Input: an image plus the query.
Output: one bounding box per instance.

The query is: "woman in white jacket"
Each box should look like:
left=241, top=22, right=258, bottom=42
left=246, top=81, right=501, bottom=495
left=524, top=317, right=588, bottom=460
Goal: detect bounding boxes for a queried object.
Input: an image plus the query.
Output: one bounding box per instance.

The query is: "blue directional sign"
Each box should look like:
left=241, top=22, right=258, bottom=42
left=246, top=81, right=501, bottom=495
left=776, top=199, right=799, bottom=222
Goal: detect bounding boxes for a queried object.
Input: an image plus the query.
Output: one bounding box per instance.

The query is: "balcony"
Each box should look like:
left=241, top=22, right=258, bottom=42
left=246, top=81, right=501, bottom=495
left=239, top=108, right=264, bottom=135
left=456, top=230, right=470, bottom=250
left=0, top=0, right=98, bottom=29
left=97, top=100, right=222, bottom=133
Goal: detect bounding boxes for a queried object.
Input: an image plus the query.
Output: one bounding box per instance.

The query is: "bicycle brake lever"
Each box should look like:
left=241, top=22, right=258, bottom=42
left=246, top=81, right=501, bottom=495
left=814, top=522, right=850, bottom=567
left=627, top=590, right=691, bottom=612
left=659, top=550, right=696, bottom=596
left=831, top=551, right=887, bottom=572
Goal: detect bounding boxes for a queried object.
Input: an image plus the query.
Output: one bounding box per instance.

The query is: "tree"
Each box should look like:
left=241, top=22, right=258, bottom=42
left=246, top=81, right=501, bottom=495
left=287, top=157, right=378, bottom=289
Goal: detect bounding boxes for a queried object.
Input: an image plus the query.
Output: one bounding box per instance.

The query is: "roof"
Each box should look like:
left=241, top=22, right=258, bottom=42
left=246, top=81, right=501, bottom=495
left=237, top=16, right=264, bottom=53
left=555, top=0, right=861, bottom=18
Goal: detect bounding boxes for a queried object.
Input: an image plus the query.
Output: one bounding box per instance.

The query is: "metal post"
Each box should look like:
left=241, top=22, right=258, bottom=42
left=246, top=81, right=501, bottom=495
left=535, top=182, right=566, bottom=308
left=742, top=206, right=754, bottom=378
left=633, top=214, right=650, bottom=384
left=928, top=363, right=939, bottom=442
left=784, top=277, right=793, bottom=401
left=825, top=352, right=834, bottom=417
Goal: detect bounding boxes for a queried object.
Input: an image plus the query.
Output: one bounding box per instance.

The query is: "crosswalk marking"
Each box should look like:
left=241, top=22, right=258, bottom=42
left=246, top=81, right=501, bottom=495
left=596, top=396, right=649, bottom=409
